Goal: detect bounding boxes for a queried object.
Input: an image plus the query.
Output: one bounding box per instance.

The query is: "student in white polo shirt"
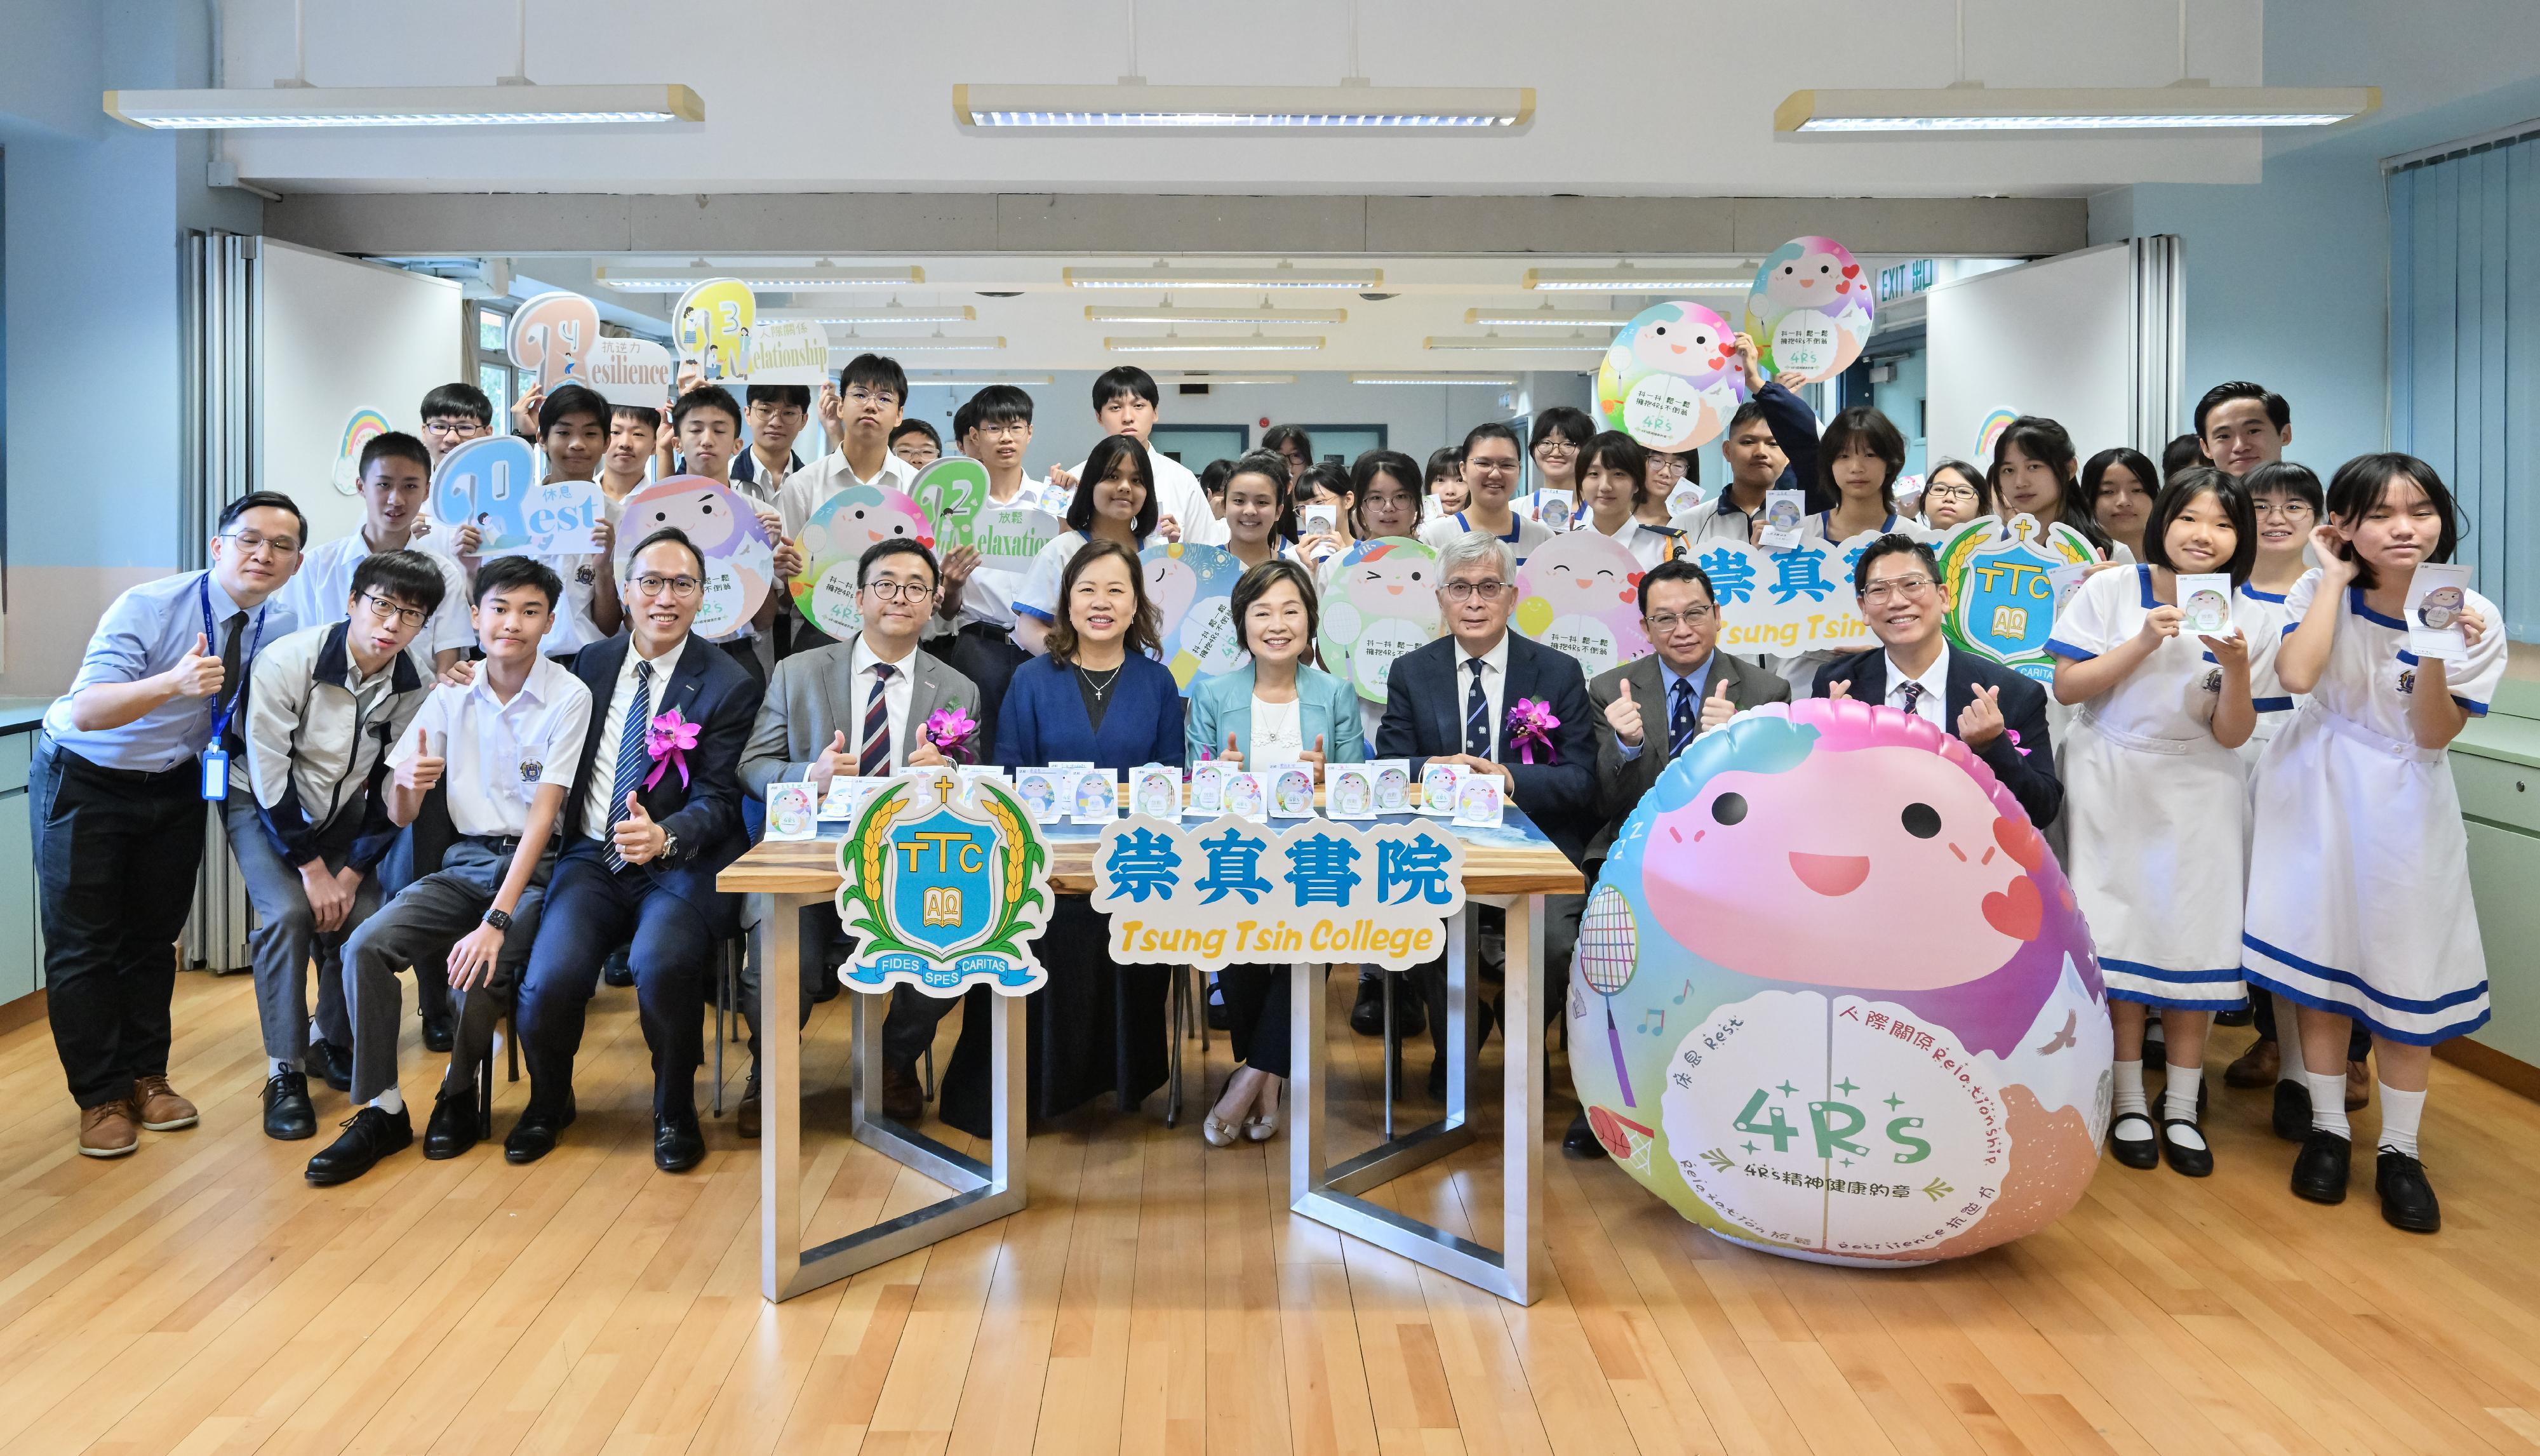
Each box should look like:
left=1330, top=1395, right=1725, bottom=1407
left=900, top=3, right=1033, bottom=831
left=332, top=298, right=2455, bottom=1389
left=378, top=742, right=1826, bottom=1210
left=274, top=432, right=474, bottom=679
left=779, top=354, right=918, bottom=538
left=1045, top=366, right=1222, bottom=546
left=927, top=383, right=1046, bottom=750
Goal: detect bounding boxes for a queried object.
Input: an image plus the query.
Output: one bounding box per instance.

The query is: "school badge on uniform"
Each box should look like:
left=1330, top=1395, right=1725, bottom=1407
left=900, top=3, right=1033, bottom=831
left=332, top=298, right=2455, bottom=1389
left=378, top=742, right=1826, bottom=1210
left=1934, top=512, right=2099, bottom=685
left=834, top=774, right=1053, bottom=996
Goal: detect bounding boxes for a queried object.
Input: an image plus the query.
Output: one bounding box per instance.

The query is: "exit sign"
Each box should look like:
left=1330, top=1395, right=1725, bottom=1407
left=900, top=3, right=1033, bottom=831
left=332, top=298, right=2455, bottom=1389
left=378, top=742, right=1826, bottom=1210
left=1878, top=259, right=1937, bottom=303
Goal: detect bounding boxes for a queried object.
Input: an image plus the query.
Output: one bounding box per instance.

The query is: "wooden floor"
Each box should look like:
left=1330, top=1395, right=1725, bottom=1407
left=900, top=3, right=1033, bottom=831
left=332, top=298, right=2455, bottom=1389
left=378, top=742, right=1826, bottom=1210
left=4, top=975, right=2540, bottom=1456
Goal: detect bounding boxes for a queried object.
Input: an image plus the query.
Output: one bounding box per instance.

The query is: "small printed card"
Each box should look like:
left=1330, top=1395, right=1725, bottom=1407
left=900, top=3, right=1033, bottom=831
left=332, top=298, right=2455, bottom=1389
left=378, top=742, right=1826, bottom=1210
left=1419, top=762, right=1465, bottom=816
left=765, top=782, right=819, bottom=841
left=1760, top=490, right=1807, bottom=550
left=1048, top=759, right=1095, bottom=773
left=2176, top=573, right=2234, bottom=637
left=1224, top=770, right=1269, bottom=822
left=1267, top=763, right=1318, bottom=818
left=2046, top=562, right=2092, bottom=613
left=1300, top=502, right=1336, bottom=537
left=1130, top=764, right=1183, bottom=822
left=1014, top=767, right=1066, bottom=824
left=1533, top=490, right=1574, bottom=533
left=818, top=775, right=879, bottom=820
left=2405, top=562, right=2474, bottom=661
left=1069, top=768, right=1120, bottom=824
left=1368, top=758, right=1412, bottom=814
left=1452, top=773, right=1506, bottom=827
left=1189, top=759, right=1229, bottom=815
left=1325, top=763, right=1377, bottom=820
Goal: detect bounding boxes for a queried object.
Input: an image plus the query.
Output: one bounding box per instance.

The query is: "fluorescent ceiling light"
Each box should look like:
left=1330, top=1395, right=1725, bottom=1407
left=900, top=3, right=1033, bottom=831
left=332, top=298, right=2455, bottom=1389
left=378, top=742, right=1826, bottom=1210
left=1775, top=86, right=2378, bottom=132
left=1106, top=335, right=1325, bottom=353
left=104, top=83, right=702, bottom=130
left=1426, top=334, right=1610, bottom=353
left=1523, top=266, right=1749, bottom=292
left=955, top=84, right=1531, bottom=129
left=1086, top=304, right=1346, bottom=324
left=763, top=304, right=975, bottom=324
left=1464, top=307, right=1630, bottom=328
left=596, top=265, right=925, bottom=291
left=907, top=374, right=1056, bottom=387
left=832, top=335, right=1005, bottom=352
left=1352, top=372, right=1517, bottom=386
left=1067, top=265, right=1380, bottom=290
left=1161, top=374, right=1300, bottom=385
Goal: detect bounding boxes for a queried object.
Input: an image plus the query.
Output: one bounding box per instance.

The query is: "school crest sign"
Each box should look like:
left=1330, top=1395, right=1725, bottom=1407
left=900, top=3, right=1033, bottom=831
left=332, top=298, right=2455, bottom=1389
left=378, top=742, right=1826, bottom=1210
left=1935, top=513, right=2098, bottom=685
left=835, top=776, right=1053, bottom=996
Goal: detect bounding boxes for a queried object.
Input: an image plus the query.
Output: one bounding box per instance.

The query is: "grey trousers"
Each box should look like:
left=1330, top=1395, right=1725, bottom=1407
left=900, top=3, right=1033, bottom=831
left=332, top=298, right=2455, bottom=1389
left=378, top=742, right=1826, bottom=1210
left=224, top=799, right=366, bottom=1067
left=340, top=838, right=551, bottom=1105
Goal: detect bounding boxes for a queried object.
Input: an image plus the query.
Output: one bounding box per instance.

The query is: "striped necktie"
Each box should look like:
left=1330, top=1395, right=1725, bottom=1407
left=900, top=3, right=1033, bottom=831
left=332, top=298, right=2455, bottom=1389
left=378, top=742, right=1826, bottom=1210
left=1463, top=658, right=1490, bottom=757
left=1896, top=680, right=1926, bottom=719
left=859, top=662, right=897, bottom=777
left=1669, top=676, right=1699, bottom=758
left=603, top=659, right=654, bottom=872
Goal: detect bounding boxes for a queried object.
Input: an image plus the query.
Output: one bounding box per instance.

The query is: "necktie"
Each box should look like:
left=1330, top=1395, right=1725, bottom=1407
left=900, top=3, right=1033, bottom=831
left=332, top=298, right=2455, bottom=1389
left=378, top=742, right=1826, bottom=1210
left=215, top=610, right=248, bottom=747
left=1896, top=680, right=1926, bottom=719
left=1669, top=676, right=1699, bottom=758
left=603, top=659, right=654, bottom=871
left=859, top=662, right=897, bottom=777
left=1464, top=658, right=1490, bottom=757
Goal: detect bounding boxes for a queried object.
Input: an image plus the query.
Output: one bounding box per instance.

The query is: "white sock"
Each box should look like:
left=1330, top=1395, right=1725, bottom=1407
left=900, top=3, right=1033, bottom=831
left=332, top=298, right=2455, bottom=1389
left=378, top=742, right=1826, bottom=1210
left=370, top=1086, right=405, bottom=1116
left=2163, top=1064, right=2207, bottom=1150
left=272, top=1057, right=300, bottom=1078
left=2377, top=1083, right=2426, bottom=1158
left=2306, top=1070, right=2350, bottom=1138
left=309, top=1017, right=326, bottom=1047
left=2113, top=1059, right=2149, bottom=1123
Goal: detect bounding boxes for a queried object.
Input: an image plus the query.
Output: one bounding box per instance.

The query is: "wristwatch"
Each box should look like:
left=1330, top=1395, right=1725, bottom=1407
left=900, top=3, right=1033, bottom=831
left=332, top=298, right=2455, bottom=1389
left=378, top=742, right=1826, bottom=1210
left=657, top=826, right=681, bottom=862
left=481, top=907, right=514, bottom=932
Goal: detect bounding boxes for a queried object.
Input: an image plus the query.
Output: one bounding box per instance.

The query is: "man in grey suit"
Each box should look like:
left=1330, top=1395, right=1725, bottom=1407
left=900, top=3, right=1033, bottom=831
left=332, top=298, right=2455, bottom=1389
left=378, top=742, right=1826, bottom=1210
left=738, top=538, right=979, bottom=1133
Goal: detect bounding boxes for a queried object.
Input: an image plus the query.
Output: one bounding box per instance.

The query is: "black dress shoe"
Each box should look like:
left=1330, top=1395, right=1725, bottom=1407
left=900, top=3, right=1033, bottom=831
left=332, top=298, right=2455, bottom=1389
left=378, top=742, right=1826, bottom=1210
left=737, top=1076, right=761, bottom=1140
left=655, top=1113, right=706, bottom=1172
left=263, top=1070, right=316, bottom=1140
left=2271, top=1079, right=2311, bottom=1142
left=2291, top=1130, right=2352, bottom=1204
left=881, top=1061, right=925, bottom=1123
left=2374, top=1150, right=2440, bottom=1232
left=2109, top=1112, right=2158, bottom=1169
left=2159, top=1118, right=2214, bottom=1177
left=810, top=960, right=841, bottom=1005
left=2215, top=1002, right=2254, bottom=1027
left=307, top=1038, right=354, bottom=1093
left=601, top=945, right=634, bottom=988
left=1561, top=1111, right=1603, bottom=1160
left=423, top=1090, right=479, bottom=1159
left=504, top=1100, right=575, bottom=1164
left=1349, top=975, right=1386, bottom=1036
left=305, top=1105, right=413, bottom=1186
left=1205, top=978, right=1230, bottom=1031
left=420, top=1012, right=455, bottom=1054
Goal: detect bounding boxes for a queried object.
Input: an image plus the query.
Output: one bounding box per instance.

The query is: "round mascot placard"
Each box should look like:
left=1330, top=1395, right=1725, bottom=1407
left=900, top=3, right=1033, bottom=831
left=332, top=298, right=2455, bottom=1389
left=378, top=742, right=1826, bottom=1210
left=1141, top=541, right=1247, bottom=693
left=615, top=476, right=776, bottom=639
left=1744, top=236, right=1875, bottom=384
left=1513, top=530, right=1650, bottom=678
left=1318, top=537, right=1443, bottom=705
left=792, top=484, right=934, bottom=640
left=1570, top=697, right=2111, bottom=1266
left=1596, top=300, right=1749, bottom=453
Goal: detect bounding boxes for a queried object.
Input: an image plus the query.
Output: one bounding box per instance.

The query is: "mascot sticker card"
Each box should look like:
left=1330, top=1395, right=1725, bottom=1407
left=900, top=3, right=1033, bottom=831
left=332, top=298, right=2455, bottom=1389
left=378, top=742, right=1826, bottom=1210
left=2177, top=575, right=2233, bottom=637
left=1419, top=763, right=1465, bottom=815
left=1131, top=765, right=1182, bottom=822
left=1015, top=768, right=1064, bottom=824
left=1761, top=490, right=1805, bottom=549
left=1224, top=770, right=1269, bottom=822
left=1267, top=763, right=1317, bottom=819
left=765, top=783, right=819, bottom=842
left=1069, top=769, right=1120, bottom=824
left=1453, top=774, right=1505, bottom=827
left=1189, top=761, right=1228, bottom=815
left=2407, top=563, right=2472, bottom=660
left=1326, top=764, right=1376, bottom=820
left=1369, top=759, right=1412, bottom=813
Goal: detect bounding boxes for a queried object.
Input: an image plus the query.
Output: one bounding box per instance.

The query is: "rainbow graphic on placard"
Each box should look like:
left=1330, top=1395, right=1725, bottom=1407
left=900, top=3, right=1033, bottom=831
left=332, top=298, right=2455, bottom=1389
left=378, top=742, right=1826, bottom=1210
left=1975, top=408, right=2019, bottom=464
left=331, top=406, right=394, bottom=495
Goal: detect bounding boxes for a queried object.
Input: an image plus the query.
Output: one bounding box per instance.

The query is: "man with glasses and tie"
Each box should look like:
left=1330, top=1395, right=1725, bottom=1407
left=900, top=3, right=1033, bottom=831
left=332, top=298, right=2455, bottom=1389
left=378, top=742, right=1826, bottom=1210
left=739, top=538, right=973, bottom=1132
left=1810, top=535, right=2063, bottom=830
left=32, top=491, right=307, bottom=1157
left=502, top=530, right=764, bottom=1171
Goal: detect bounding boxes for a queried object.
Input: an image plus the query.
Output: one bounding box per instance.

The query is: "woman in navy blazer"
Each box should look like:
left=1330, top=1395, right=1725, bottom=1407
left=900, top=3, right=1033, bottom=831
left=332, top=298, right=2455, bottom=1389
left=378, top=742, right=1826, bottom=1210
left=1181, top=561, right=1364, bottom=1145
left=942, top=540, right=1185, bottom=1138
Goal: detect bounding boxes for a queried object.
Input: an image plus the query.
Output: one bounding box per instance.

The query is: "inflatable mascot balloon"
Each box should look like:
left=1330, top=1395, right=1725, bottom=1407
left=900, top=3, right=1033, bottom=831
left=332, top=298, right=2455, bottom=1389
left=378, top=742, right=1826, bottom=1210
left=1570, top=697, right=2110, bottom=1266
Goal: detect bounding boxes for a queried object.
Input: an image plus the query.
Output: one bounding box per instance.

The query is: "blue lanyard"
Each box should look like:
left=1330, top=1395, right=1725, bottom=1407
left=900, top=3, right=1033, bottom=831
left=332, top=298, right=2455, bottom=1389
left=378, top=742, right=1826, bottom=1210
left=197, top=575, right=268, bottom=743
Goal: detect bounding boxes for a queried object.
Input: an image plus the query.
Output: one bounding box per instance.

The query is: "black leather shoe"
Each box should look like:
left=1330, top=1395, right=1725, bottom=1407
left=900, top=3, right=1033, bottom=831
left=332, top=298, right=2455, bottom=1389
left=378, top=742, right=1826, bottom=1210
left=421, top=1012, right=455, bottom=1055
left=737, top=1075, right=760, bottom=1140
left=1561, top=1111, right=1603, bottom=1160
left=2271, top=1079, right=2311, bottom=1142
left=2109, top=1112, right=2159, bottom=1170
left=305, top=1105, right=413, bottom=1186
left=2291, top=1130, right=2352, bottom=1204
left=2375, top=1150, right=2440, bottom=1232
left=307, top=1038, right=354, bottom=1093
left=1427, top=1055, right=1448, bottom=1100
left=601, top=945, right=634, bottom=988
left=263, top=1070, right=316, bottom=1140
left=2214, top=1002, right=2254, bottom=1027
left=1205, top=978, right=1230, bottom=1031
left=504, top=1099, right=575, bottom=1164
left=2159, top=1118, right=2214, bottom=1177
left=810, top=960, right=841, bottom=1005
left=423, top=1090, right=479, bottom=1159
left=881, top=1062, right=925, bottom=1123
left=655, top=1112, right=706, bottom=1172
left=1350, top=975, right=1386, bottom=1036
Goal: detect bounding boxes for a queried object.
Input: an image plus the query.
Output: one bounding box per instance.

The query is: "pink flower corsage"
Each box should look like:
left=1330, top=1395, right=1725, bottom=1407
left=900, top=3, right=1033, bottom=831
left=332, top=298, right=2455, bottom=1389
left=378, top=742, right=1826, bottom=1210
left=2005, top=726, right=2031, bottom=758
left=1505, top=697, right=1560, bottom=766
left=643, top=709, right=701, bottom=789
left=923, top=703, right=980, bottom=765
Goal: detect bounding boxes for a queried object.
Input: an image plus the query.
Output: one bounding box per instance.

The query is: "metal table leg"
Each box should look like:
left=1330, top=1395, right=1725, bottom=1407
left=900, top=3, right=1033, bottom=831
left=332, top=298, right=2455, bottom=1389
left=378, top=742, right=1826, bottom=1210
left=758, top=890, right=1027, bottom=1304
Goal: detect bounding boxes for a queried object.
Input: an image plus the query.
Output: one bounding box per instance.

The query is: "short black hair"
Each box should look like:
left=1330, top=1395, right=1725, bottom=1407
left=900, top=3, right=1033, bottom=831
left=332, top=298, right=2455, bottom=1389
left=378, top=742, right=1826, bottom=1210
left=1262, top=423, right=1314, bottom=462
left=2083, top=447, right=2161, bottom=507
left=420, top=382, right=491, bottom=427
left=1726, top=399, right=1775, bottom=439
left=1226, top=450, right=1301, bottom=542
left=1991, top=415, right=2113, bottom=555
left=1199, top=457, right=1234, bottom=499
left=1091, top=365, right=1159, bottom=413
left=351, top=549, right=449, bottom=617
left=1581, top=431, right=1651, bottom=508
left=1816, top=406, right=1907, bottom=512
left=838, top=353, right=908, bottom=403
left=859, top=537, right=940, bottom=589
left=888, top=419, right=941, bottom=450
left=359, top=431, right=432, bottom=479
left=1350, top=449, right=1423, bottom=536
left=744, top=384, right=812, bottom=411
left=1635, top=557, right=1716, bottom=617
left=970, top=383, right=1034, bottom=428
left=2325, top=452, right=2462, bottom=591
left=2242, top=460, right=2325, bottom=516
left=1923, top=457, right=1989, bottom=517
left=2141, top=466, right=2258, bottom=586
left=612, top=403, right=662, bottom=432
left=671, top=385, right=743, bottom=432
left=538, top=384, right=610, bottom=438
left=2161, top=432, right=2207, bottom=481
left=2193, top=380, right=2290, bottom=437
left=471, top=552, right=563, bottom=610
left=952, top=396, right=979, bottom=440
left=218, top=490, right=309, bottom=546
left=1424, top=446, right=1462, bottom=485
left=625, top=525, right=707, bottom=579
left=1530, top=406, right=1596, bottom=453
left=1648, top=444, right=1700, bottom=486
left=1229, top=558, right=1320, bottom=655
left=1460, top=421, right=1520, bottom=458
left=1850, top=533, right=1942, bottom=596
left=1067, top=434, right=1162, bottom=539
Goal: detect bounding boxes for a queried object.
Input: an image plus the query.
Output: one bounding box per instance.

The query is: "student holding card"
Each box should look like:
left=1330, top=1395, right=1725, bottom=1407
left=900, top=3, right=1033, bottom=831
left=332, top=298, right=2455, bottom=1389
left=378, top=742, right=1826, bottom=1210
left=276, top=432, right=474, bottom=681
left=1509, top=406, right=1594, bottom=527
left=1290, top=461, right=1356, bottom=568
left=450, top=385, right=620, bottom=663
left=1184, top=560, right=1367, bottom=1146
left=1667, top=333, right=1821, bottom=538
left=1043, top=367, right=1220, bottom=545
left=2046, top=467, right=2266, bottom=1180
left=930, top=384, right=1048, bottom=753
left=2245, top=454, right=2503, bottom=1232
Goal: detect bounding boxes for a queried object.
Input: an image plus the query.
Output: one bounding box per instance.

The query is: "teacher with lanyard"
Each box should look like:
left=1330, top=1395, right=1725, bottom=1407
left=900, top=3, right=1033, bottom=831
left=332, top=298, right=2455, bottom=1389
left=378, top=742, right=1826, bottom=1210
left=32, top=491, right=307, bottom=1158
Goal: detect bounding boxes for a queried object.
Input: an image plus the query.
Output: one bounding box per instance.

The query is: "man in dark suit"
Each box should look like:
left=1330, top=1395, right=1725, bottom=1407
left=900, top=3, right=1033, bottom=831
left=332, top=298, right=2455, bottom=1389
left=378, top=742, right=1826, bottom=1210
left=504, top=527, right=766, bottom=1171
left=1377, top=530, right=1597, bottom=1095
left=1810, top=534, right=2062, bottom=830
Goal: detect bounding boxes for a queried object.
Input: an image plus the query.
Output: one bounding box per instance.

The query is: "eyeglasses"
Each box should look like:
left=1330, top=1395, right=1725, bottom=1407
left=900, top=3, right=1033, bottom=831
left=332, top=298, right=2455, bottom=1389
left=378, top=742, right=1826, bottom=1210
left=1644, top=606, right=1715, bottom=631
left=747, top=405, right=806, bottom=424
left=1924, top=483, right=1980, bottom=502
left=420, top=419, right=487, bottom=439
left=1535, top=441, right=1577, bottom=455
left=2254, top=499, right=2316, bottom=521
left=632, top=573, right=703, bottom=599
left=845, top=387, right=900, bottom=408
left=1441, top=579, right=1510, bottom=602
left=978, top=422, right=1029, bottom=439
left=1464, top=456, right=1520, bottom=477
left=1860, top=576, right=1937, bottom=604
left=222, top=529, right=301, bottom=559
left=357, top=592, right=429, bottom=629
left=862, top=579, right=934, bottom=603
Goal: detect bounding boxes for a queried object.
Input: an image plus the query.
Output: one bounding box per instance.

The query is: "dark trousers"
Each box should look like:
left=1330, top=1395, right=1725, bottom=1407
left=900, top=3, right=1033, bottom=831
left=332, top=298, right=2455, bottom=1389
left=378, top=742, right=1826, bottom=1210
left=30, top=737, right=205, bottom=1109
left=925, top=622, right=1031, bottom=760
left=1216, top=965, right=1291, bottom=1079
left=377, top=788, right=457, bottom=1025
left=1406, top=893, right=1583, bottom=1067
left=517, top=843, right=714, bottom=1120
left=737, top=902, right=954, bottom=1075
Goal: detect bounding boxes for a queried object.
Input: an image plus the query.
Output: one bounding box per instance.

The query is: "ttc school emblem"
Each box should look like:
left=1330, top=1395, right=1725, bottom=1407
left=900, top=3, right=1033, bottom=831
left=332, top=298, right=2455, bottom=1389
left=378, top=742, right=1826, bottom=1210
left=1935, top=512, right=2097, bottom=685
left=834, top=774, right=1053, bottom=996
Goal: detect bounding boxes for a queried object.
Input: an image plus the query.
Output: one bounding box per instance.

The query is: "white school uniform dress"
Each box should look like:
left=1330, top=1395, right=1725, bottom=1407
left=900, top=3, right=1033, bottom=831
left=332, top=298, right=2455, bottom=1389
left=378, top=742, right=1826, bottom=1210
left=2231, top=580, right=2303, bottom=768
left=1582, top=515, right=1687, bottom=571
left=2241, top=571, right=2505, bottom=1044
left=2047, top=564, right=2271, bottom=1012
left=1417, top=510, right=1552, bottom=564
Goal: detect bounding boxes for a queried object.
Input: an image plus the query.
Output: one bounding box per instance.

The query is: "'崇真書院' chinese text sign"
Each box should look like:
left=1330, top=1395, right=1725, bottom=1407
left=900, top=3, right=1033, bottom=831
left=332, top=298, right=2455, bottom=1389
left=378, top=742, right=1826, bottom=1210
left=1091, top=814, right=1467, bottom=971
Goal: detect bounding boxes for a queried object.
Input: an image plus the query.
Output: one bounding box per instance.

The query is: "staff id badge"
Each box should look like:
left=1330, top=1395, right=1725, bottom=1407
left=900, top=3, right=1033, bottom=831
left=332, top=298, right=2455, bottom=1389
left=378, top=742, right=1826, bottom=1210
left=201, top=746, right=231, bottom=801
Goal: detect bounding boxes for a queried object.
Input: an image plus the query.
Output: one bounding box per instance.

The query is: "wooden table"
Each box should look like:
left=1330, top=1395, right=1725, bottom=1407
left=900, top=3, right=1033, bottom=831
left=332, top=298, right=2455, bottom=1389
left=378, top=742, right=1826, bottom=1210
left=721, top=812, right=1582, bottom=1306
